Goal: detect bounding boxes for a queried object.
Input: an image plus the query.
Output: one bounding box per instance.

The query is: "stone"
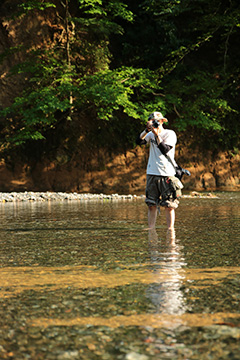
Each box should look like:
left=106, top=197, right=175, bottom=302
left=57, top=350, right=79, bottom=360
left=125, top=352, right=149, bottom=360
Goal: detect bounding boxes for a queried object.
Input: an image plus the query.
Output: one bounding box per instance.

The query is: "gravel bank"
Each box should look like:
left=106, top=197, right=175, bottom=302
left=0, top=191, right=218, bottom=203
left=0, top=192, right=145, bottom=203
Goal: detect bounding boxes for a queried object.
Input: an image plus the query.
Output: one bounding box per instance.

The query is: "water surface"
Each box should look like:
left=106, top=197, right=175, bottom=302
left=0, top=192, right=239, bottom=359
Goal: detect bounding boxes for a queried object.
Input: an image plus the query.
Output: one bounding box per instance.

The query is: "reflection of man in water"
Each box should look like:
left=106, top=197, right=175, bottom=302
left=147, top=229, right=186, bottom=315
left=136, top=112, right=180, bottom=232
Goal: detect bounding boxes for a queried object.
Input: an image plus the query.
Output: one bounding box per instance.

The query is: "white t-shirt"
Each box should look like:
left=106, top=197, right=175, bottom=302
left=145, top=129, right=177, bottom=176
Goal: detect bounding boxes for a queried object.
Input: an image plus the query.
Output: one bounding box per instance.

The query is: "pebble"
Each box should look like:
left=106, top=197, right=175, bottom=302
left=125, top=352, right=149, bottom=360
left=57, top=350, right=79, bottom=360
left=0, top=192, right=144, bottom=203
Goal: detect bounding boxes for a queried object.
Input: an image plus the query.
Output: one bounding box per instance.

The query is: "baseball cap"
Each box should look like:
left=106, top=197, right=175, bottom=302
left=148, top=111, right=168, bottom=122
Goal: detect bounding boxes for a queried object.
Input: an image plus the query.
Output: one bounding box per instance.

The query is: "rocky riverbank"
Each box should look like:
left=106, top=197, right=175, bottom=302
left=0, top=192, right=144, bottom=203
left=0, top=191, right=219, bottom=203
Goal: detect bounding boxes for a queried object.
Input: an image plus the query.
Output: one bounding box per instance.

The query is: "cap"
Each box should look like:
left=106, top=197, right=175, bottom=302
left=148, top=111, right=168, bottom=122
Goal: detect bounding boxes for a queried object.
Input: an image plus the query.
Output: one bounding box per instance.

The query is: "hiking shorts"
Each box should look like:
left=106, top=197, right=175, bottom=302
left=145, top=174, right=180, bottom=209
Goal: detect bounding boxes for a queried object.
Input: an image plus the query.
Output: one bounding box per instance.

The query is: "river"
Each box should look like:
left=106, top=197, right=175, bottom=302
left=0, top=192, right=239, bottom=359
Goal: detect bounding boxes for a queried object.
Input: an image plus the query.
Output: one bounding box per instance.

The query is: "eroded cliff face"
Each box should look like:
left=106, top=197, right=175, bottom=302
left=0, top=148, right=239, bottom=193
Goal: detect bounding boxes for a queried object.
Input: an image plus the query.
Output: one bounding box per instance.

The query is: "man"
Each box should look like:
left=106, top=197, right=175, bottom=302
left=136, top=111, right=181, bottom=230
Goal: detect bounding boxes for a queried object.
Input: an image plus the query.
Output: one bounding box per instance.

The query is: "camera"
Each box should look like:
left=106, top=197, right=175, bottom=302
left=152, top=119, right=160, bottom=128
left=148, top=113, right=160, bottom=128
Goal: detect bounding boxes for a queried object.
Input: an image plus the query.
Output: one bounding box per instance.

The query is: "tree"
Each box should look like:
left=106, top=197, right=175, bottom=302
left=0, top=0, right=239, bottom=154
left=110, top=0, right=240, bottom=150
left=0, top=0, right=149, bottom=149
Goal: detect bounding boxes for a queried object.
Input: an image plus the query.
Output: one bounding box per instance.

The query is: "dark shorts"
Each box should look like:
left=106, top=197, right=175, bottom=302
left=145, top=174, right=180, bottom=209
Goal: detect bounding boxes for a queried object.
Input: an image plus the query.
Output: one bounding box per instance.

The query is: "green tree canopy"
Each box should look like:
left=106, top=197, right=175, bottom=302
left=111, top=0, right=240, bottom=150
left=0, top=0, right=239, bottom=154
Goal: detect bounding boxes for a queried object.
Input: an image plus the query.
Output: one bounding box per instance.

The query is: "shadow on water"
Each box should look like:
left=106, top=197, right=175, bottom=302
left=0, top=192, right=240, bottom=359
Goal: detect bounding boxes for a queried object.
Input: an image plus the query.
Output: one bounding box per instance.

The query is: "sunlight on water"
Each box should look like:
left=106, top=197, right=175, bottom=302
left=30, top=313, right=240, bottom=330
left=1, top=265, right=239, bottom=296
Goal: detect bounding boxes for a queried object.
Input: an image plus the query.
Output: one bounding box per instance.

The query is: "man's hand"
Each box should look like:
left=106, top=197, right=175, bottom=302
left=146, top=120, right=152, bottom=131
left=150, top=126, right=158, bottom=136
left=151, top=125, right=162, bottom=136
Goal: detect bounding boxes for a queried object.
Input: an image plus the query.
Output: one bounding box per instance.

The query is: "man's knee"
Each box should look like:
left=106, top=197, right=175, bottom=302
left=165, top=206, right=175, bottom=213
left=145, top=197, right=157, bottom=207
left=148, top=205, right=157, bottom=211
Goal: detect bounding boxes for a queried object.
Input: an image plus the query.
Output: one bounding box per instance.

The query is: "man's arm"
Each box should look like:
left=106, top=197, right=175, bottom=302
left=136, top=136, right=147, bottom=145
left=151, top=127, right=174, bottom=155
left=157, top=142, right=172, bottom=155
left=136, top=125, right=151, bottom=146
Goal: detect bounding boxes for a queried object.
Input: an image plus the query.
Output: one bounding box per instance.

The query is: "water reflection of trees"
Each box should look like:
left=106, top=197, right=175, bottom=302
left=146, top=230, right=187, bottom=315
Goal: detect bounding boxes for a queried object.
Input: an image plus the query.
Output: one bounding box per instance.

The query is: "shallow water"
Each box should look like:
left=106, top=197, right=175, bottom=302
left=0, top=192, right=240, bottom=359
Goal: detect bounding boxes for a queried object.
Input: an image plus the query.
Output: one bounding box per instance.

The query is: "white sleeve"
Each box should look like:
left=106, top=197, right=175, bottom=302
left=144, top=132, right=152, bottom=144
left=164, top=131, right=177, bottom=147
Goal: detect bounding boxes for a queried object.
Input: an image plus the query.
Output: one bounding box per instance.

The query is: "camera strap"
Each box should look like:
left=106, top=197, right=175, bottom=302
left=153, top=134, right=179, bottom=172
left=164, top=153, right=178, bottom=172
left=164, top=153, right=191, bottom=180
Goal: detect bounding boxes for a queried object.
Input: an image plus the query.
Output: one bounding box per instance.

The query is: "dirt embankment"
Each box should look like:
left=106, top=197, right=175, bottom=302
left=0, top=148, right=239, bottom=194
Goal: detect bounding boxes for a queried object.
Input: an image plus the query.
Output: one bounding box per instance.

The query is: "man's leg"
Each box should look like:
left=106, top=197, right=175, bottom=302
left=165, top=207, right=175, bottom=230
left=148, top=205, right=158, bottom=229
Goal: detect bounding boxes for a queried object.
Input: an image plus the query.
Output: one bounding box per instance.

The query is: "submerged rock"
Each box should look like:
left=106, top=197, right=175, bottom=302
left=57, top=350, right=79, bottom=360
left=125, top=352, right=149, bottom=360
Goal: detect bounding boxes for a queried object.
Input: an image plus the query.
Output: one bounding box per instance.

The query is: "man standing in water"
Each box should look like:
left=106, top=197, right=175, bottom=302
left=136, top=111, right=181, bottom=231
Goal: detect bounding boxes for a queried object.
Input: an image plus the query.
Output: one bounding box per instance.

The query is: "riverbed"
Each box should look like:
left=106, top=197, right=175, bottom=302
left=0, top=192, right=239, bottom=359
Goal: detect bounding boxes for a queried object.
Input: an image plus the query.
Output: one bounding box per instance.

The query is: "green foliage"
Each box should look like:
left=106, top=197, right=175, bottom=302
left=2, top=84, right=73, bottom=145
left=111, top=0, right=240, bottom=149
left=78, top=0, right=133, bottom=22
left=1, top=45, right=78, bottom=145
left=18, top=1, right=56, bottom=12
left=163, top=70, right=236, bottom=132
left=0, top=0, right=137, bottom=149
left=0, top=0, right=239, bottom=154
left=74, top=0, right=134, bottom=37
left=76, top=67, right=163, bottom=121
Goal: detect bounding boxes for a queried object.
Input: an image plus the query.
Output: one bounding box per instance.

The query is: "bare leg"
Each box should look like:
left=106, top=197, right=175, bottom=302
left=165, top=207, right=175, bottom=230
left=148, top=228, right=158, bottom=246
left=148, top=205, right=158, bottom=229
left=165, top=207, right=176, bottom=240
